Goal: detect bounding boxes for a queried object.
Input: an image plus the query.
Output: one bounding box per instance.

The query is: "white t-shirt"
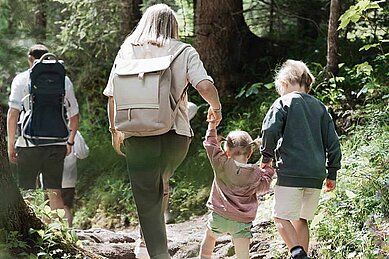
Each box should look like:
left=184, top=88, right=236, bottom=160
left=8, top=70, right=79, bottom=147
left=62, top=131, right=89, bottom=188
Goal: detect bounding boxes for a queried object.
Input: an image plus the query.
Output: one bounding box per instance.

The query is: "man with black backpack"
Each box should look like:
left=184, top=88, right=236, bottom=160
left=7, top=44, right=79, bottom=222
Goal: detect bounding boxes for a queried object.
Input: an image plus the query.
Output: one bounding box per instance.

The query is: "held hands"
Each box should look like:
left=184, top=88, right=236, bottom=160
left=260, top=161, right=272, bottom=169
left=207, top=106, right=222, bottom=127
left=324, top=179, right=336, bottom=192
left=111, top=130, right=126, bottom=156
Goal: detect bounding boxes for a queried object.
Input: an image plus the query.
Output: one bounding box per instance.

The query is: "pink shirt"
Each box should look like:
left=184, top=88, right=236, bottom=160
left=203, top=129, right=275, bottom=223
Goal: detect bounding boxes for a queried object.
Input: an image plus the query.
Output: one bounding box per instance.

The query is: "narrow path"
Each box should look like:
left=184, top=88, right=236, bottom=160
left=77, top=193, right=289, bottom=258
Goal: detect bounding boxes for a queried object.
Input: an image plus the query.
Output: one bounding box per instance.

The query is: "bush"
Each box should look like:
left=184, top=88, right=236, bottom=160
left=312, top=103, right=389, bottom=258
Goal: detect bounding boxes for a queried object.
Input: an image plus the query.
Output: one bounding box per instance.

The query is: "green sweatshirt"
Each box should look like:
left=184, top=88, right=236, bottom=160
left=261, top=92, right=342, bottom=189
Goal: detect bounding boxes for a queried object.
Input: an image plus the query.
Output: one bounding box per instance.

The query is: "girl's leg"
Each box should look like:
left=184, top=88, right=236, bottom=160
left=199, top=229, right=217, bottom=259
left=232, top=237, right=250, bottom=259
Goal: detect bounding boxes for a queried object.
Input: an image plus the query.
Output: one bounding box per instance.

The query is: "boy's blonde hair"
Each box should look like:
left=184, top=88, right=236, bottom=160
left=274, top=59, right=315, bottom=94
left=223, top=131, right=260, bottom=157
left=126, top=4, right=179, bottom=47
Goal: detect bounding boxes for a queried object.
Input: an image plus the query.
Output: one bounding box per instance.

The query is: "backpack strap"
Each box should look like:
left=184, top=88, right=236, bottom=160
left=171, top=44, right=190, bottom=63
left=170, top=44, right=191, bottom=121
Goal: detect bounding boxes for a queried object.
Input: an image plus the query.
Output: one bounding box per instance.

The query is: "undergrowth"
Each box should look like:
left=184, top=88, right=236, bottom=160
left=311, top=102, right=389, bottom=258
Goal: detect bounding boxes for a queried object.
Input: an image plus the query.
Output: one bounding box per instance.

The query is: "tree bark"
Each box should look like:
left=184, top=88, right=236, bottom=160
left=34, top=0, right=47, bottom=42
left=0, top=107, right=43, bottom=235
left=120, top=0, right=142, bottom=42
left=326, top=0, right=340, bottom=77
left=195, top=0, right=287, bottom=97
left=195, top=0, right=253, bottom=96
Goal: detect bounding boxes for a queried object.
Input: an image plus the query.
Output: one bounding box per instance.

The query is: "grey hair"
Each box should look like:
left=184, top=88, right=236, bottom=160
left=274, top=59, right=315, bottom=94
left=223, top=130, right=257, bottom=157
left=126, top=4, right=179, bottom=47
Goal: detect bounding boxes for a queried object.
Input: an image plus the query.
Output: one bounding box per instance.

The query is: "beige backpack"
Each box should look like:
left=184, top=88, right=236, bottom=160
left=112, top=44, right=190, bottom=137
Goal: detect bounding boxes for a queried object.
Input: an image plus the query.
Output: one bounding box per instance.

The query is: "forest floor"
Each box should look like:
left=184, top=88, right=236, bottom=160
left=77, top=192, right=292, bottom=259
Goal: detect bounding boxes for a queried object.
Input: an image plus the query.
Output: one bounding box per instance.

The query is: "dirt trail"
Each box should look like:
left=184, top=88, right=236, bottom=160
left=77, top=193, right=289, bottom=258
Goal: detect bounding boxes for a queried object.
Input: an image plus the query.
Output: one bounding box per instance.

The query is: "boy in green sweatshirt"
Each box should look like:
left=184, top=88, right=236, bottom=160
left=260, top=60, right=342, bottom=259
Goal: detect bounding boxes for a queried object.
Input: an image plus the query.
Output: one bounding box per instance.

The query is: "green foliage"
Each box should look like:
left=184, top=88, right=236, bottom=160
left=339, top=0, right=380, bottom=30
left=169, top=182, right=210, bottom=221
left=0, top=190, right=83, bottom=258
left=72, top=133, right=138, bottom=229
left=0, top=229, right=29, bottom=257
left=312, top=103, right=389, bottom=258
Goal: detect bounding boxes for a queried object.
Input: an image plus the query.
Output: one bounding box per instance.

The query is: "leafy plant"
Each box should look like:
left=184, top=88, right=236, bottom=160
left=311, top=103, right=389, bottom=258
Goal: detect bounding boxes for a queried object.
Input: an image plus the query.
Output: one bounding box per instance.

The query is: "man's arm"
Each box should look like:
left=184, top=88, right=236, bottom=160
left=67, top=114, right=79, bottom=155
left=7, top=108, right=20, bottom=163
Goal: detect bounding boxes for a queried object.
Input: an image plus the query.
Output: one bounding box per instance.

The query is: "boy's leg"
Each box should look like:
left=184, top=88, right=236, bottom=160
left=232, top=237, right=250, bottom=259
left=199, top=229, right=217, bottom=259
left=274, top=217, right=300, bottom=250
left=291, top=219, right=309, bottom=252
left=273, top=185, right=309, bottom=257
left=297, top=188, right=321, bottom=253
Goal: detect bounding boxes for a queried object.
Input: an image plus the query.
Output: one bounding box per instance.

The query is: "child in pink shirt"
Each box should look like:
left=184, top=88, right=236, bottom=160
left=199, top=120, right=275, bottom=259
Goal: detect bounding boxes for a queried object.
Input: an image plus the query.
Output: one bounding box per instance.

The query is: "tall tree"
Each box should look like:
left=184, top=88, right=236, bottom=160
left=326, top=0, right=340, bottom=77
left=34, top=0, right=47, bottom=41
left=0, top=106, right=43, bottom=235
left=120, top=0, right=142, bottom=42
left=195, top=0, right=286, bottom=97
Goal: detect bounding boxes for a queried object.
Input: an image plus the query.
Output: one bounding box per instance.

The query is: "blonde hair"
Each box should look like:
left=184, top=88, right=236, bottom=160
left=223, top=131, right=260, bottom=157
left=126, top=4, right=179, bottom=47
left=274, top=59, right=315, bottom=94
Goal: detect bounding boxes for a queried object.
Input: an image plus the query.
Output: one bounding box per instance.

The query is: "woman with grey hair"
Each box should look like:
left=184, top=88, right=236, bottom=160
left=103, top=4, right=222, bottom=259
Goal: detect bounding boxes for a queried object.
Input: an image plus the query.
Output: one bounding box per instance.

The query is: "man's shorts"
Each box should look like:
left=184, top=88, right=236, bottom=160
left=61, top=188, right=75, bottom=208
left=207, top=211, right=252, bottom=239
left=273, top=185, right=321, bottom=221
left=17, top=146, right=66, bottom=190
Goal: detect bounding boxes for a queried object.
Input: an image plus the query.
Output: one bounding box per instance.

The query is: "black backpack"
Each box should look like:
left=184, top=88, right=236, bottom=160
left=21, top=53, right=69, bottom=145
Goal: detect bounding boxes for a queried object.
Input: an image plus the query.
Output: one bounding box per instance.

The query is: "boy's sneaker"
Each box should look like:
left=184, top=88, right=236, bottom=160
left=134, top=239, right=150, bottom=259
left=290, top=246, right=310, bottom=259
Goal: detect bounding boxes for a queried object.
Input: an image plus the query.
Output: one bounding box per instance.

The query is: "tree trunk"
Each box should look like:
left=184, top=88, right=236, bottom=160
left=0, top=107, right=43, bottom=235
left=195, top=0, right=287, bottom=97
left=326, top=0, right=340, bottom=77
left=34, top=0, right=47, bottom=42
left=195, top=0, right=252, bottom=96
left=120, top=0, right=142, bottom=42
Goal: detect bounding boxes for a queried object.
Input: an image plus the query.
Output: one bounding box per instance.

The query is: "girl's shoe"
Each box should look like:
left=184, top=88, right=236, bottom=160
left=134, top=239, right=150, bottom=259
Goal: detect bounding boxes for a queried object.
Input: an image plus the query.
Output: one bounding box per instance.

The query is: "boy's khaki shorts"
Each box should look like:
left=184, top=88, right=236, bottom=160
left=273, top=185, right=321, bottom=221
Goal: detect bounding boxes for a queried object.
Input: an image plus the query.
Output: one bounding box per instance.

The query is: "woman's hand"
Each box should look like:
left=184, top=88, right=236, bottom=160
left=111, top=130, right=125, bottom=156
left=207, top=106, right=222, bottom=126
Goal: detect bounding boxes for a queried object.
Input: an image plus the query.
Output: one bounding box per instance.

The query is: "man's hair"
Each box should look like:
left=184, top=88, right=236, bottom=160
left=125, top=4, right=179, bottom=47
left=223, top=130, right=259, bottom=157
left=274, top=59, right=315, bottom=94
left=28, top=44, right=49, bottom=59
